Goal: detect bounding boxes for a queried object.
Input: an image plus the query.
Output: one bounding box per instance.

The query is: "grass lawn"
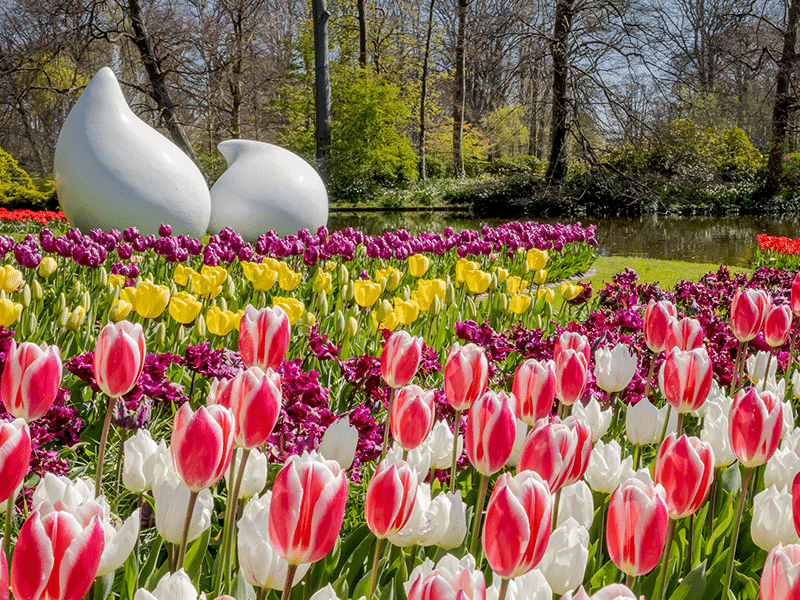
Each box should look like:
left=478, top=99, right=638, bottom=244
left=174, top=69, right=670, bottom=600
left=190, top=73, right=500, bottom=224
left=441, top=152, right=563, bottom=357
left=584, top=256, right=752, bottom=291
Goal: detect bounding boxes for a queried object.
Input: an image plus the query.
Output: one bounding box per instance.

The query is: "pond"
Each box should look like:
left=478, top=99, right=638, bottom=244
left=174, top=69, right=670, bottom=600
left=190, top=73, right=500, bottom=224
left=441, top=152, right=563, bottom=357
left=328, top=211, right=800, bottom=267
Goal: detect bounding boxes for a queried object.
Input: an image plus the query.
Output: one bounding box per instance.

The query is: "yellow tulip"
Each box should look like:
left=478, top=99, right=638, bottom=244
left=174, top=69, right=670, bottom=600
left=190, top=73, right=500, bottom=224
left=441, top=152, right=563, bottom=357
left=509, top=294, right=532, bottom=314
left=411, top=288, right=432, bottom=312
left=533, top=269, right=548, bottom=285
left=506, top=276, right=528, bottom=295
left=408, top=254, right=431, bottom=278
left=122, top=281, right=170, bottom=319
left=273, top=296, right=305, bottom=325
left=65, top=305, right=86, bottom=331
left=494, top=267, right=509, bottom=284
left=538, top=288, right=555, bottom=303
left=262, top=257, right=280, bottom=270
left=371, top=307, right=399, bottom=331
left=465, top=269, right=491, bottom=294
left=190, top=273, right=222, bottom=299
left=560, top=282, right=583, bottom=301
left=0, top=298, right=22, bottom=327
left=206, top=306, right=244, bottom=336
left=418, top=279, right=446, bottom=303
left=109, top=298, right=133, bottom=322
left=394, top=298, right=420, bottom=325
left=251, top=265, right=278, bottom=292
left=108, top=274, right=127, bottom=290
left=38, top=257, right=58, bottom=278
left=313, top=271, right=333, bottom=294
left=169, top=291, right=203, bottom=324
left=455, top=259, right=478, bottom=285
left=353, top=280, right=382, bottom=308
left=241, top=261, right=259, bottom=282
left=277, top=263, right=302, bottom=291
left=375, top=267, right=402, bottom=292
left=526, top=249, right=549, bottom=272
left=1, top=265, right=23, bottom=293
left=173, top=264, right=196, bottom=287
left=201, top=265, right=228, bottom=288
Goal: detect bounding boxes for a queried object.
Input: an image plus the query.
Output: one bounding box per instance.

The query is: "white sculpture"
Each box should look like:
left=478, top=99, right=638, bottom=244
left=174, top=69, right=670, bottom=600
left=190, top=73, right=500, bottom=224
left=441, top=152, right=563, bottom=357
left=208, top=140, right=328, bottom=241
left=54, top=67, right=211, bottom=237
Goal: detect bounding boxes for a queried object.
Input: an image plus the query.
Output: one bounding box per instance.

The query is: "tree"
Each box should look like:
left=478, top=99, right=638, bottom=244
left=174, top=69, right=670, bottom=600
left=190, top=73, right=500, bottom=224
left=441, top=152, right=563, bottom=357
left=544, top=0, right=574, bottom=181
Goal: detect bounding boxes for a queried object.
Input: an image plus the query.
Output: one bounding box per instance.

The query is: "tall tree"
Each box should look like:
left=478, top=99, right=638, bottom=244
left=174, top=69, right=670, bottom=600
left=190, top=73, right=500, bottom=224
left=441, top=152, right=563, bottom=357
left=545, top=0, right=573, bottom=181
left=419, top=0, right=436, bottom=178
left=452, top=0, right=469, bottom=177
left=313, top=0, right=332, bottom=180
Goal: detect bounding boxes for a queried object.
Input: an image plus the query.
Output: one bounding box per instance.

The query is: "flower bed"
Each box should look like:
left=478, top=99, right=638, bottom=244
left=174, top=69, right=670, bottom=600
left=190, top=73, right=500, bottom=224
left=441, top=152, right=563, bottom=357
left=0, top=219, right=798, bottom=600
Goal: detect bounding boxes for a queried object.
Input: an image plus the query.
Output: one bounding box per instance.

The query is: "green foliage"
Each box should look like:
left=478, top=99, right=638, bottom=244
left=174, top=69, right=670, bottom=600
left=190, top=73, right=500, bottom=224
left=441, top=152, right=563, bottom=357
left=714, top=126, right=762, bottom=179
left=0, top=146, right=58, bottom=210
left=482, top=105, right=528, bottom=158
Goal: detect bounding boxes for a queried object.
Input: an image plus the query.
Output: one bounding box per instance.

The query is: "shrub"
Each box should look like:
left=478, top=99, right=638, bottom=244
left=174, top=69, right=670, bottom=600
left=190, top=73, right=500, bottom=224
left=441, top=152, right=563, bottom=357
left=0, top=147, right=58, bottom=211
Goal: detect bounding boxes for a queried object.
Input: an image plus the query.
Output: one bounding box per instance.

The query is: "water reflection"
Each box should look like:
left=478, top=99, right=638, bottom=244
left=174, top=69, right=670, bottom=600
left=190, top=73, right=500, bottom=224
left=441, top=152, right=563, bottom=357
left=327, top=212, right=800, bottom=267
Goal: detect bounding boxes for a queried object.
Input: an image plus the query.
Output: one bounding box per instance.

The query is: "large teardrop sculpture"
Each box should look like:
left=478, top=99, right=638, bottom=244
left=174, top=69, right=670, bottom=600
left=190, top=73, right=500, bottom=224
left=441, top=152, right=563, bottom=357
left=208, top=139, right=328, bottom=241
left=54, top=67, right=211, bottom=236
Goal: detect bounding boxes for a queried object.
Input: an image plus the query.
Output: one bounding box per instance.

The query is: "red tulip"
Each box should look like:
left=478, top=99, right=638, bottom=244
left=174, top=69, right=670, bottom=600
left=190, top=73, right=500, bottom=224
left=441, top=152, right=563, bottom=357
left=11, top=502, right=105, bottom=600
left=658, top=347, right=713, bottom=414
left=93, top=321, right=145, bottom=398
left=483, top=470, right=552, bottom=579
left=764, top=305, right=793, bottom=347
left=644, top=299, right=677, bottom=354
left=792, top=272, right=800, bottom=317
left=518, top=416, right=588, bottom=492
left=728, top=387, right=783, bottom=468
left=223, top=367, right=282, bottom=449
left=664, top=317, right=704, bottom=354
left=0, top=418, right=31, bottom=504
left=606, top=478, right=669, bottom=577
left=730, top=289, right=771, bottom=342
left=554, top=349, right=588, bottom=406
left=465, top=390, right=516, bottom=476
left=0, top=341, right=62, bottom=422
left=380, top=330, right=423, bottom=389
left=512, top=358, right=556, bottom=425
left=443, top=343, right=488, bottom=410
left=269, top=452, right=348, bottom=564
left=654, top=433, right=714, bottom=519
left=390, top=385, right=436, bottom=451
left=238, top=304, right=290, bottom=371
left=554, top=331, right=590, bottom=365
left=793, top=471, right=800, bottom=539
left=405, top=554, right=486, bottom=600
left=171, top=404, right=235, bottom=492
left=207, top=376, right=235, bottom=410
left=760, top=543, right=800, bottom=600
left=364, top=459, right=417, bottom=538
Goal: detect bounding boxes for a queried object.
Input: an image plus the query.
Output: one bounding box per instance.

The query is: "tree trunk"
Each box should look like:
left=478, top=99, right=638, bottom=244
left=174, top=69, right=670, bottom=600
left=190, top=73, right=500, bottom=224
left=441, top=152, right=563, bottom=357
left=452, top=0, right=468, bottom=178
left=764, top=0, right=800, bottom=194
left=126, top=0, right=198, bottom=162
left=418, top=0, right=436, bottom=179
left=358, top=0, right=367, bottom=67
left=229, top=9, right=243, bottom=139
left=312, top=0, right=332, bottom=183
left=545, top=0, right=574, bottom=182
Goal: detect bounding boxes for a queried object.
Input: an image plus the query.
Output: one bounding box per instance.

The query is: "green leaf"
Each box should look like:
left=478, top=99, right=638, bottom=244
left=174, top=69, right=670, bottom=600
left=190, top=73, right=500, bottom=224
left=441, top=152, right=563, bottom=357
left=93, top=571, right=115, bottom=600
left=667, top=560, right=707, bottom=600
left=185, top=528, right=211, bottom=584
left=138, top=536, right=164, bottom=589
left=231, top=569, right=256, bottom=600
left=123, top=551, right=138, bottom=600
left=589, top=559, right=620, bottom=590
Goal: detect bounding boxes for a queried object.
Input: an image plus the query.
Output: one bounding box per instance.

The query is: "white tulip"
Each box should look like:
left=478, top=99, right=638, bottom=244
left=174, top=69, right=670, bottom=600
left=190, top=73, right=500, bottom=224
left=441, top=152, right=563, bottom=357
left=224, top=448, right=268, bottom=499
left=437, top=490, right=467, bottom=550
left=238, top=492, right=310, bottom=590
left=765, top=446, right=800, bottom=490
left=750, top=485, right=800, bottom=551
left=123, top=429, right=159, bottom=494
left=317, top=417, right=359, bottom=470
left=626, top=398, right=676, bottom=446
left=134, top=569, right=204, bottom=600
left=427, top=419, right=463, bottom=470
left=747, top=350, right=777, bottom=385
left=571, top=397, right=612, bottom=441
left=149, top=440, right=180, bottom=490
left=793, top=370, right=800, bottom=398
left=505, top=418, right=529, bottom=468
left=782, top=427, right=800, bottom=452
left=700, top=413, right=736, bottom=467
left=309, top=584, right=365, bottom=600
left=154, top=479, right=212, bottom=544
left=782, top=399, right=794, bottom=435
left=486, top=568, right=551, bottom=600
left=584, top=440, right=635, bottom=494
left=594, top=344, right=637, bottom=393
left=538, top=517, right=589, bottom=594
left=386, top=442, right=432, bottom=480
left=697, top=381, right=733, bottom=420
left=557, top=480, right=594, bottom=529
left=32, top=472, right=94, bottom=511
left=95, top=501, right=141, bottom=576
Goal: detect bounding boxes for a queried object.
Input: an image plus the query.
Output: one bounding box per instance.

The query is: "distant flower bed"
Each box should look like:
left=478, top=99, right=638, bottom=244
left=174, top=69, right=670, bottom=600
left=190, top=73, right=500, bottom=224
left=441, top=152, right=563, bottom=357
left=754, top=234, right=800, bottom=271
left=0, top=207, right=65, bottom=225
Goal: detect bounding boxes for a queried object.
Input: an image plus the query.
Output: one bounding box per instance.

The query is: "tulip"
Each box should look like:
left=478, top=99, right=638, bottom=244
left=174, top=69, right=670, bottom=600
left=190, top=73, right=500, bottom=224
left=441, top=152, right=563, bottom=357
left=251, top=265, right=278, bottom=292
left=663, top=317, right=704, bottom=354
left=405, top=554, right=486, bottom=600
left=585, top=440, right=635, bottom=495
left=553, top=331, right=590, bottom=365
left=626, top=398, right=677, bottom=446
left=748, top=350, right=779, bottom=385
left=437, top=490, right=468, bottom=549
left=32, top=473, right=95, bottom=511
left=225, top=367, right=282, bottom=450
left=466, top=390, right=517, bottom=476
left=506, top=276, right=528, bottom=295
left=750, top=485, right=800, bottom=551
left=207, top=306, right=245, bottom=335
left=513, top=358, right=556, bottom=426
left=109, top=299, right=133, bottom=322
left=365, top=459, right=417, bottom=539
left=190, top=273, right=222, bottom=299
left=408, top=253, right=431, bottom=277
left=94, top=321, right=145, bottom=399
left=11, top=502, right=105, bottom=600
left=387, top=483, right=462, bottom=548
left=154, top=479, right=213, bottom=545
left=465, top=269, right=491, bottom=294
left=237, top=493, right=310, bottom=591
left=133, top=570, right=210, bottom=600
left=168, top=291, right=203, bottom=324
left=238, top=305, right=290, bottom=371
left=557, top=480, right=595, bottom=529
left=444, top=343, right=489, bottom=411
left=731, top=288, right=771, bottom=342
left=0, top=299, right=21, bottom=327
left=606, top=478, right=668, bottom=578
left=1, top=341, right=62, bottom=422
left=427, top=419, right=463, bottom=471
left=654, top=433, right=714, bottom=519
left=571, top=397, right=612, bottom=441
left=729, top=387, right=783, bottom=468
left=381, top=330, right=423, bottom=389
left=223, top=449, right=267, bottom=499
left=122, top=428, right=160, bottom=494
left=486, top=569, right=551, bottom=600
left=538, top=517, right=589, bottom=594
left=658, top=346, right=713, bottom=419
left=760, top=543, right=800, bottom=600
left=38, top=256, right=57, bottom=278
left=526, top=248, right=548, bottom=271
left=483, top=470, right=552, bottom=580
left=505, top=418, right=528, bottom=468
left=700, top=412, right=737, bottom=467
left=122, top=280, right=170, bottom=319
left=765, top=305, right=793, bottom=347
left=353, top=280, right=382, bottom=308
left=171, top=404, right=235, bottom=492
left=313, top=270, right=333, bottom=294
left=276, top=263, right=302, bottom=291
left=765, top=446, right=800, bottom=490
left=644, top=299, right=677, bottom=353
left=518, top=416, right=591, bottom=493
left=794, top=472, right=800, bottom=540
left=391, top=385, right=436, bottom=451
left=594, top=343, right=637, bottom=394
left=554, top=349, right=588, bottom=407
left=0, top=419, right=30, bottom=522
left=317, top=417, right=359, bottom=470
left=394, top=298, right=420, bottom=325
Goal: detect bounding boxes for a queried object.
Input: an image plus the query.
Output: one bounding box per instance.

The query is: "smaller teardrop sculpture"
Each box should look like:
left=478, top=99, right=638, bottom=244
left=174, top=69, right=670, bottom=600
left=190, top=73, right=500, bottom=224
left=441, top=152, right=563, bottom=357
left=54, top=67, right=211, bottom=236
left=208, top=140, right=329, bottom=241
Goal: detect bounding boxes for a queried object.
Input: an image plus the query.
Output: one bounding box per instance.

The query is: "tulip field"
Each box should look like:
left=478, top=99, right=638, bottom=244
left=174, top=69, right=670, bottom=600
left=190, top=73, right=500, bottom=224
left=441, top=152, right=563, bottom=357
left=1, top=210, right=800, bottom=600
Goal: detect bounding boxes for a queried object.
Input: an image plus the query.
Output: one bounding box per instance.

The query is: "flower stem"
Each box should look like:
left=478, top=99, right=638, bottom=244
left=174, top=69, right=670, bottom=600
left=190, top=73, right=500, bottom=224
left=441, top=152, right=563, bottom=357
left=496, top=577, right=510, bottom=600
left=787, top=325, right=799, bottom=393
left=3, top=492, right=13, bottom=560
left=280, top=563, right=298, bottom=600
left=654, top=517, right=677, bottom=600
left=468, top=473, right=490, bottom=559
left=225, top=449, right=250, bottom=594
left=368, top=536, right=386, bottom=600
left=723, top=467, right=753, bottom=600
left=450, top=409, right=462, bottom=492
left=94, top=394, right=117, bottom=498
left=256, top=587, right=268, bottom=600
left=643, top=350, right=656, bottom=400
left=176, top=490, right=199, bottom=573
left=552, top=486, right=562, bottom=529
left=380, top=387, right=396, bottom=461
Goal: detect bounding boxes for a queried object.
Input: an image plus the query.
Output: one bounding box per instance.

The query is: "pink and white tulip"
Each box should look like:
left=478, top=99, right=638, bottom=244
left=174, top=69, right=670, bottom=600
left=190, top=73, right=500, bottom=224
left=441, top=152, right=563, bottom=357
left=391, top=385, right=436, bottom=451
left=664, top=317, right=704, bottom=354
left=654, top=433, right=714, bottom=519
left=730, top=289, right=771, bottom=342
left=554, top=349, right=588, bottom=406
left=765, top=305, right=793, bottom=347
left=760, top=543, right=800, bottom=600
left=381, top=330, right=423, bottom=389
left=0, top=418, right=31, bottom=504
left=171, top=404, right=235, bottom=492
left=365, top=459, right=418, bottom=538
left=553, top=332, right=590, bottom=365
left=729, top=387, right=783, bottom=468
left=465, top=390, right=517, bottom=476
left=217, top=367, right=282, bottom=449
left=238, top=305, right=290, bottom=371
left=443, top=343, right=489, bottom=410
left=94, top=321, right=145, bottom=398
left=512, top=358, right=556, bottom=425
left=0, top=341, right=61, bottom=422
left=644, top=299, right=677, bottom=353
left=658, top=346, right=713, bottom=414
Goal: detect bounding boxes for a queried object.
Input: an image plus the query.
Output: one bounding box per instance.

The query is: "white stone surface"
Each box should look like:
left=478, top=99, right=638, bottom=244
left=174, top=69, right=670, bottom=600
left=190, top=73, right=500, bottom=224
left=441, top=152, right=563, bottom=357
left=209, top=139, right=328, bottom=240
left=54, top=67, right=211, bottom=236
